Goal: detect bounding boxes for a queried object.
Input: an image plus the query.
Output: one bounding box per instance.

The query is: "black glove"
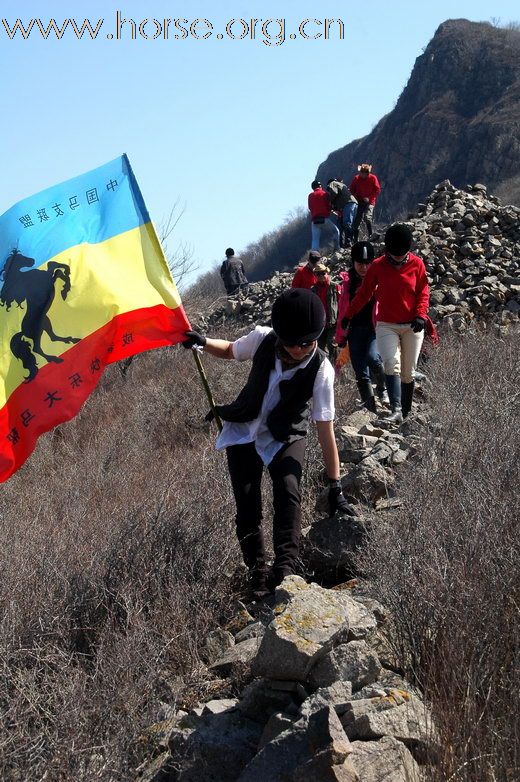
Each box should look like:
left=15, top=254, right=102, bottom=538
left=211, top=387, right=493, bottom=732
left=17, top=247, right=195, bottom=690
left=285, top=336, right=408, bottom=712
left=182, top=330, right=207, bottom=349
left=328, top=480, right=355, bottom=516
left=410, top=317, right=425, bottom=333
left=341, top=316, right=350, bottom=331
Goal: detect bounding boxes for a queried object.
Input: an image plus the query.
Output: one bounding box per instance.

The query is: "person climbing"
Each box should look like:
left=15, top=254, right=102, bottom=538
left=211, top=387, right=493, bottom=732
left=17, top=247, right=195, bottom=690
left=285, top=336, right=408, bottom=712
left=335, top=242, right=388, bottom=412
left=183, top=288, right=353, bottom=600
left=311, top=262, right=339, bottom=362
left=308, top=180, right=340, bottom=252
left=220, top=248, right=249, bottom=296
left=349, top=164, right=381, bottom=241
left=341, top=224, right=430, bottom=423
left=291, top=250, right=321, bottom=289
left=326, top=177, right=358, bottom=248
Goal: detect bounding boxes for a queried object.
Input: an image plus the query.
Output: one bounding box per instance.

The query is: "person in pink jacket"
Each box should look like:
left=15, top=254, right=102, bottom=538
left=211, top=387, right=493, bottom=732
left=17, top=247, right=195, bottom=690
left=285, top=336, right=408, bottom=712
left=349, top=164, right=381, bottom=241
left=336, top=242, right=387, bottom=412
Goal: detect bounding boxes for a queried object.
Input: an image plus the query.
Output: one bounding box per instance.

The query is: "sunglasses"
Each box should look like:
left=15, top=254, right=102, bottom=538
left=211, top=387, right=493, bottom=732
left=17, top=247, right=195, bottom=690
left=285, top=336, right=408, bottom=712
left=280, top=339, right=314, bottom=349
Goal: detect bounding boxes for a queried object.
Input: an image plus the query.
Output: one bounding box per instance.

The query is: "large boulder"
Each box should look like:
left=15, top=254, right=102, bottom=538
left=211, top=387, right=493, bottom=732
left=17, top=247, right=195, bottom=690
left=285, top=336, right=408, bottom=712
left=252, top=577, right=351, bottom=682
left=349, top=736, right=421, bottom=782
left=342, top=692, right=439, bottom=763
left=303, top=515, right=367, bottom=581
left=176, top=708, right=262, bottom=781
left=238, top=706, right=354, bottom=782
left=308, top=640, right=382, bottom=690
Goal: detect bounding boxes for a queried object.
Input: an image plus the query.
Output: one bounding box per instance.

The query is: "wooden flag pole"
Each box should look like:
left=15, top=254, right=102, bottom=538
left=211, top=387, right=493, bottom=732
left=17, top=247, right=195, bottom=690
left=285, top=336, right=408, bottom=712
left=191, top=348, right=223, bottom=432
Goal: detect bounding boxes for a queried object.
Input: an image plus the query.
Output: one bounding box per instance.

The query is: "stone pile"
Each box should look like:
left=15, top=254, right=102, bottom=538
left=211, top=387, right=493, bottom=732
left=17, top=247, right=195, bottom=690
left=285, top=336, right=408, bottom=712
left=136, top=577, right=437, bottom=782
left=401, top=181, right=520, bottom=330
left=135, top=402, right=435, bottom=781
left=197, top=182, right=519, bottom=335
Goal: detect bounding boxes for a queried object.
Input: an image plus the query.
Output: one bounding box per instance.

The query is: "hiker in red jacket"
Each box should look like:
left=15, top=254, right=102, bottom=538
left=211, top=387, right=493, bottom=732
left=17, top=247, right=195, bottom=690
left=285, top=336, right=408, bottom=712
left=308, top=180, right=340, bottom=251
left=342, top=224, right=429, bottom=423
left=349, top=164, right=381, bottom=241
left=292, top=250, right=321, bottom=289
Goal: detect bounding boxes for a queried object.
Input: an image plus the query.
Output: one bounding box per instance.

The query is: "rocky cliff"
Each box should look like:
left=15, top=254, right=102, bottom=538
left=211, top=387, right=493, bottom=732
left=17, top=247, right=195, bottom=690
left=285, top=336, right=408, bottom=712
left=317, top=19, right=520, bottom=221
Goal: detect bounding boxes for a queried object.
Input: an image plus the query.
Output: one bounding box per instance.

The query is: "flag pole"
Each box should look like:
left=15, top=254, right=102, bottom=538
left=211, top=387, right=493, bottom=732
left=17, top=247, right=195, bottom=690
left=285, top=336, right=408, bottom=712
left=191, top=348, right=223, bottom=432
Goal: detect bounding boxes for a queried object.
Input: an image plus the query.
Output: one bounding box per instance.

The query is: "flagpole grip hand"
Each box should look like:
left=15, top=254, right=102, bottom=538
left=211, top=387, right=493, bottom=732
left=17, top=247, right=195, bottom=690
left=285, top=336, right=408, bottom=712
left=182, top=330, right=207, bottom=349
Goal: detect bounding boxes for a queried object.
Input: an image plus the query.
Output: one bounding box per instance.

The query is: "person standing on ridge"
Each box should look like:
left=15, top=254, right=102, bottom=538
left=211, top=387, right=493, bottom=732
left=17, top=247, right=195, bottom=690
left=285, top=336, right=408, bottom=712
left=183, top=288, right=353, bottom=600
left=326, top=177, right=358, bottom=248
left=311, top=262, right=339, bottom=362
left=220, top=248, right=249, bottom=296
left=292, top=250, right=321, bottom=289
left=342, top=225, right=430, bottom=423
left=335, top=242, right=388, bottom=411
left=308, top=180, right=340, bottom=252
left=349, top=164, right=381, bottom=241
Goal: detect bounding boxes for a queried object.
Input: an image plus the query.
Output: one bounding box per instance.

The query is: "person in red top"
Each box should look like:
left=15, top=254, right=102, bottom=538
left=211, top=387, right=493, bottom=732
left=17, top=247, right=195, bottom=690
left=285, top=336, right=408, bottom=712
left=308, top=180, right=340, bottom=251
left=342, top=224, right=429, bottom=423
left=291, top=250, right=321, bottom=289
left=349, top=164, right=381, bottom=241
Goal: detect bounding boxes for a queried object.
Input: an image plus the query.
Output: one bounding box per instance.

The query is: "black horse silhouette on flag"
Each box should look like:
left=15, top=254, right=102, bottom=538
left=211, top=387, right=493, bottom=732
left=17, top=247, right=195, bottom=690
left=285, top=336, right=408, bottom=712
left=0, top=250, right=80, bottom=382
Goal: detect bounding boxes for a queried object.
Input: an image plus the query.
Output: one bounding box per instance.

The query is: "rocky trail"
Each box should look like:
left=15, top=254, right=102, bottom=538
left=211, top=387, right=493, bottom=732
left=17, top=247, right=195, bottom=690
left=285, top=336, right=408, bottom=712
left=134, top=181, right=518, bottom=781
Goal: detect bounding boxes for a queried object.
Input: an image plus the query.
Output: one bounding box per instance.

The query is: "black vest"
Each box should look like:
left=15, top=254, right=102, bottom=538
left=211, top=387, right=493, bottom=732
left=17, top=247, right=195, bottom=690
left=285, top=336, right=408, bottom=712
left=216, top=331, right=326, bottom=444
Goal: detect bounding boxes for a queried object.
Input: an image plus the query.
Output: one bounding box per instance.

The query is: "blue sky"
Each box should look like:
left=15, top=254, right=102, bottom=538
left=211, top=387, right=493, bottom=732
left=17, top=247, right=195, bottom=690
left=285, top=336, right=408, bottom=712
left=1, top=0, right=518, bottom=286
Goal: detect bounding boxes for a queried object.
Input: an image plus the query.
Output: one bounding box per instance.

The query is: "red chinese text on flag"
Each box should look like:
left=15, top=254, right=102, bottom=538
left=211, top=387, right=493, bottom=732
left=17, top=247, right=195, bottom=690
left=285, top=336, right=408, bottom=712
left=0, top=154, right=190, bottom=482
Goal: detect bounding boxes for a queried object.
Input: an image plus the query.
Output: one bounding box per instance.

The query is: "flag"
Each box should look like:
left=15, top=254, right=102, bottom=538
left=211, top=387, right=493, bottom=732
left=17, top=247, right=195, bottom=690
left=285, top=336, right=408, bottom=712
left=0, top=154, right=190, bottom=481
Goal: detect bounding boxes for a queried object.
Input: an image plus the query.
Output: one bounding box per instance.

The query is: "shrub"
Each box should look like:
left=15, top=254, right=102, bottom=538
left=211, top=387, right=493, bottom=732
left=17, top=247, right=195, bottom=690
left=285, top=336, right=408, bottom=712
left=359, top=328, right=520, bottom=781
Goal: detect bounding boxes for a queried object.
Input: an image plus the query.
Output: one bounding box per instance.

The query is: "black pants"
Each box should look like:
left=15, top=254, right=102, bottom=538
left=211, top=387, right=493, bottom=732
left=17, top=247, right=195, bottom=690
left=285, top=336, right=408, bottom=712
left=226, top=439, right=306, bottom=577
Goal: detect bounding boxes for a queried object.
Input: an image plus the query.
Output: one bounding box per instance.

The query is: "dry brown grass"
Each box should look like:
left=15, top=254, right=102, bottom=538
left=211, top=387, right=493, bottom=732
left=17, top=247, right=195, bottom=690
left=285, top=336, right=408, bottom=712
left=2, top=317, right=517, bottom=781
left=0, top=317, right=358, bottom=781
left=0, top=335, right=253, bottom=780
left=359, top=327, right=520, bottom=781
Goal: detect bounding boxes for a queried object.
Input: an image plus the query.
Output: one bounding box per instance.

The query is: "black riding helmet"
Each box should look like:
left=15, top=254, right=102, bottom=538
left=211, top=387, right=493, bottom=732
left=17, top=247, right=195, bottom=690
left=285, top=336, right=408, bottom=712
left=351, top=241, right=375, bottom=265
left=271, top=288, right=325, bottom=346
left=385, top=224, right=413, bottom=256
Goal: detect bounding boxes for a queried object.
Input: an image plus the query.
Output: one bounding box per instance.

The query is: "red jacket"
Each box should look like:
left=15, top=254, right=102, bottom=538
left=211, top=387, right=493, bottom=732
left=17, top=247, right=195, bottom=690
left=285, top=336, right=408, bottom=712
left=308, top=188, right=331, bottom=220
left=349, top=174, right=381, bottom=206
left=346, top=253, right=430, bottom=323
left=292, top=264, right=317, bottom=289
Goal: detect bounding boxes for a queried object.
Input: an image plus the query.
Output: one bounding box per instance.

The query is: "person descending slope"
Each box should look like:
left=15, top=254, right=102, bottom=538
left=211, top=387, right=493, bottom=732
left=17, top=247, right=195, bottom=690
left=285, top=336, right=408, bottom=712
left=342, top=225, right=430, bottom=423
left=335, top=242, right=388, bottom=412
left=308, top=180, right=340, bottom=251
left=220, top=248, right=249, bottom=296
left=349, top=164, right=381, bottom=241
left=311, top=262, right=339, bottom=362
left=183, top=289, right=353, bottom=600
left=292, top=250, right=321, bottom=289
left=326, top=177, right=358, bottom=248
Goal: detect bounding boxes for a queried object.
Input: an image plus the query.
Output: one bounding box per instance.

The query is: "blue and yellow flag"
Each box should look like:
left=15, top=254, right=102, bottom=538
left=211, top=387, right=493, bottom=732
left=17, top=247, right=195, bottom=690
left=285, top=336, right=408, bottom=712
left=0, top=154, right=190, bottom=481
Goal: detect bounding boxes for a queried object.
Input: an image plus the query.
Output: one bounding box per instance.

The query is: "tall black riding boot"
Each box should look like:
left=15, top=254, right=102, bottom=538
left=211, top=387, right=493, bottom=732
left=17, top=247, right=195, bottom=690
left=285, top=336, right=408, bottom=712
left=357, top=379, right=376, bottom=413
left=371, top=361, right=389, bottom=404
left=401, top=381, right=415, bottom=419
left=383, top=374, right=403, bottom=424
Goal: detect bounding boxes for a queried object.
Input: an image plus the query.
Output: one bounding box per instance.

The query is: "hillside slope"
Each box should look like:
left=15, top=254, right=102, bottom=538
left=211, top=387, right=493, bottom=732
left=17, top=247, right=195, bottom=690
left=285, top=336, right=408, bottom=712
left=317, top=20, right=520, bottom=220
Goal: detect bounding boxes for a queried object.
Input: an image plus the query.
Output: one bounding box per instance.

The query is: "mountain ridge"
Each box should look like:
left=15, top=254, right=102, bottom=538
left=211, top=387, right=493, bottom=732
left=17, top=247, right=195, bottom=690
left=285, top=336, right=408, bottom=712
left=317, top=19, right=520, bottom=220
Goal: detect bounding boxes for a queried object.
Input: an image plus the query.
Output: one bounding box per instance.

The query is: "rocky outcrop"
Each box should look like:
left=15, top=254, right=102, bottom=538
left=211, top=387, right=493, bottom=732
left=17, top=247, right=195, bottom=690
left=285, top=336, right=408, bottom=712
left=136, top=576, right=436, bottom=781
left=317, top=20, right=520, bottom=219
left=197, top=180, right=519, bottom=336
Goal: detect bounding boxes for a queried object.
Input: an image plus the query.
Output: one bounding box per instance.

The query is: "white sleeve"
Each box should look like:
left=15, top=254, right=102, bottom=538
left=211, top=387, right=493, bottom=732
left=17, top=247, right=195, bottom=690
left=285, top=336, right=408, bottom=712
left=231, top=326, right=272, bottom=362
left=311, top=358, right=335, bottom=421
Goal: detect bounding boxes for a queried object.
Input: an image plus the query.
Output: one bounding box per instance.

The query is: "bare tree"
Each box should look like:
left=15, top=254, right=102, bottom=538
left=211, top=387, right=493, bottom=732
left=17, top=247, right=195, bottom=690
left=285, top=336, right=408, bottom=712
left=158, top=200, right=199, bottom=292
